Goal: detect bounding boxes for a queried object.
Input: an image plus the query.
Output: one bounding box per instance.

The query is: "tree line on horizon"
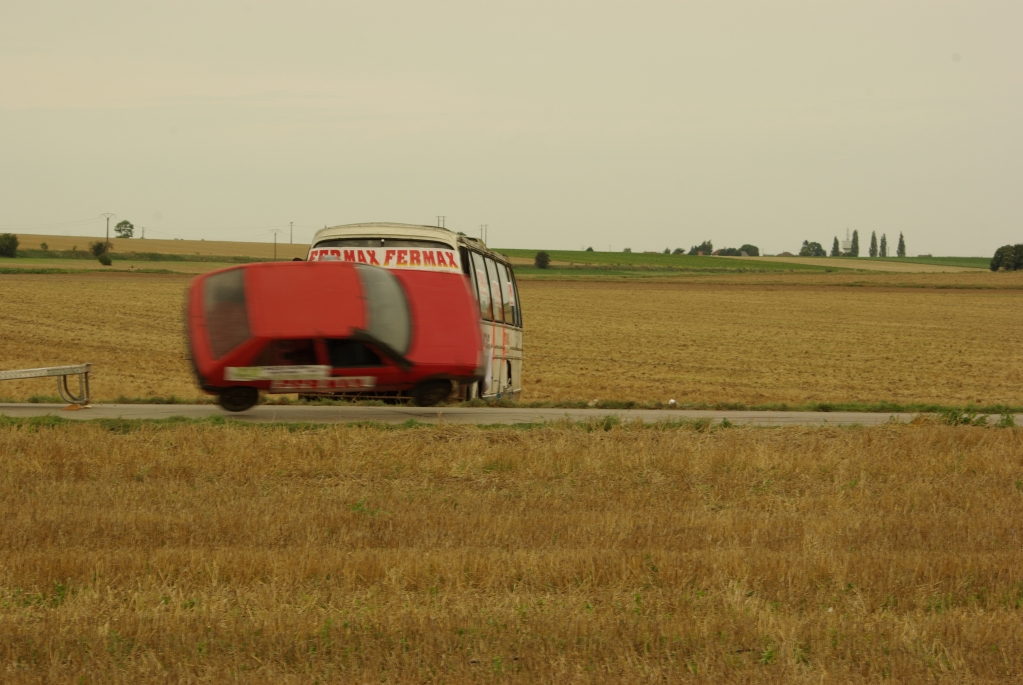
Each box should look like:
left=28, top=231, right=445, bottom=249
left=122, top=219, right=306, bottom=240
left=798, top=231, right=906, bottom=258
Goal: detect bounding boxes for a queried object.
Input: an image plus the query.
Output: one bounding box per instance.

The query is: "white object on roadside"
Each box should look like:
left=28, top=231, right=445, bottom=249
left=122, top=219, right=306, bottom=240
left=587, top=399, right=598, bottom=407
left=668, top=399, right=677, bottom=406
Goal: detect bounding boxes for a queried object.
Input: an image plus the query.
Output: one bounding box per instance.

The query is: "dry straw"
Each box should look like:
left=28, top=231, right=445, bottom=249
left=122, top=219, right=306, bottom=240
left=2, top=419, right=1022, bottom=682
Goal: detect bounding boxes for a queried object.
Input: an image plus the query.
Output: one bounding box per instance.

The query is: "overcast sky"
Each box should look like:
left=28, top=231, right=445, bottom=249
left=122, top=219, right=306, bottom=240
left=1, top=1, right=1020, bottom=255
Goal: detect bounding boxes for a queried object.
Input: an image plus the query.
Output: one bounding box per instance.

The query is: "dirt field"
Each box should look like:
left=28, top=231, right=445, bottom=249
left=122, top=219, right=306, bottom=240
left=1, top=419, right=1020, bottom=682
left=12, top=232, right=310, bottom=260
left=0, top=256, right=237, bottom=274
left=2, top=271, right=1022, bottom=406
left=724, top=256, right=986, bottom=273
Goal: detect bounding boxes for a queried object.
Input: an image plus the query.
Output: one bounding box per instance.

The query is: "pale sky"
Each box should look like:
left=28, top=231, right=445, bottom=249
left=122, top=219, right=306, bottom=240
left=1, top=1, right=1020, bottom=256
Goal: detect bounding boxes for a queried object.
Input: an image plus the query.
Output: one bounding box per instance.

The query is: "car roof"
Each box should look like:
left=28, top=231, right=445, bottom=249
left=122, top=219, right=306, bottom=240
left=237, top=261, right=367, bottom=339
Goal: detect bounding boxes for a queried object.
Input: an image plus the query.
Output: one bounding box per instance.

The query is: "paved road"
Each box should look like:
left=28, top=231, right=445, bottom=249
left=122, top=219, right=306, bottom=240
left=2, top=403, right=1012, bottom=426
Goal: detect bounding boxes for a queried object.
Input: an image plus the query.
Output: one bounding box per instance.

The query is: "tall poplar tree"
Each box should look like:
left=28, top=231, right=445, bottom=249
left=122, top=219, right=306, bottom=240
left=897, top=232, right=906, bottom=257
left=851, top=230, right=860, bottom=257
left=830, top=237, right=840, bottom=256
left=869, top=231, right=878, bottom=257
left=880, top=233, right=888, bottom=257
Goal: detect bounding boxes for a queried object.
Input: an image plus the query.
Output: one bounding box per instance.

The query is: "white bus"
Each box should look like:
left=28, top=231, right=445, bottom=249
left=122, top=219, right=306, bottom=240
left=307, top=222, right=522, bottom=401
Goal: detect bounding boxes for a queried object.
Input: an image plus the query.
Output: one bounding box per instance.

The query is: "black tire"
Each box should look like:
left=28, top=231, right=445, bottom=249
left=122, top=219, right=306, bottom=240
left=411, top=380, right=452, bottom=407
left=218, top=387, right=260, bottom=412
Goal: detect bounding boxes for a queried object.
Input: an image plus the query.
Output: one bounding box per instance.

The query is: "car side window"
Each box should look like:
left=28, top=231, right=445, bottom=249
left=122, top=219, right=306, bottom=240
left=253, top=339, right=318, bottom=366
left=326, top=339, right=383, bottom=368
left=470, top=251, right=493, bottom=321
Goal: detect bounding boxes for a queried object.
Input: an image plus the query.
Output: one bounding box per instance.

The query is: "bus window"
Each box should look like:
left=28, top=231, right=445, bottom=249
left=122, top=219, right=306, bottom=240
left=510, top=268, right=522, bottom=327
left=470, top=251, right=493, bottom=321
left=497, top=262, right=516, bottom=327
left=485, top=257, right=504, bottom=324
left=203, top=268, right=251, bottom=359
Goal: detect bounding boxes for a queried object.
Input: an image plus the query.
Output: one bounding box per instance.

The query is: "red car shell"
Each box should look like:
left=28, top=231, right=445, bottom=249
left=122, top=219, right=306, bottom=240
left=186, top=261, right=484, bottom=409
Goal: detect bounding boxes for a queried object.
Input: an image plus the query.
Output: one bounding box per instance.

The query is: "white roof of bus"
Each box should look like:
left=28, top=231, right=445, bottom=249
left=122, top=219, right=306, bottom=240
left=312, top=222, right=458, bottom=247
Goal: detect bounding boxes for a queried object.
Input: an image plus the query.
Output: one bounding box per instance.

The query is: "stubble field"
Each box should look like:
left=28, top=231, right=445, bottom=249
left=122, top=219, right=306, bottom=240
left=4, top=269, right=1023, bottom=682
left=2, top=419, right=1022, bottom=682
left=2, top=271, right=1022, bottom=408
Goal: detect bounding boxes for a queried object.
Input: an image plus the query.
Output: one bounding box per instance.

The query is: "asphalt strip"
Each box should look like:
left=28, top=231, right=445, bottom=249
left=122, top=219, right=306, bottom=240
left=2, top=403, right=1016, bottom=426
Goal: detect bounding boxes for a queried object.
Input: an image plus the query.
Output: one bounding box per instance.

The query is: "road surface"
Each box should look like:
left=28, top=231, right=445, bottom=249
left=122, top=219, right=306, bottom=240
left=2, top=403, right=1011, bottom=426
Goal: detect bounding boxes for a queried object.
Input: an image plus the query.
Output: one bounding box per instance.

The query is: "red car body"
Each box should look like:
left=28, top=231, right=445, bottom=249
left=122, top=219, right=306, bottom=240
left=185, top=261, right=484, bottom=410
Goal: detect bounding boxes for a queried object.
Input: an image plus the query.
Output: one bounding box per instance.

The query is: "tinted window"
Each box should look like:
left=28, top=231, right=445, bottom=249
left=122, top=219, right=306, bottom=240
left=355, top=264, right=411, bottom=355
left=470, top=251, right=492, bottom=321
left=203, top=269, right=251, bottom=359
left=327, top=339, right=383, bottom=368
left=253, top=339, right=318, bottom=366
left=485, top=257, right=504, bottom=323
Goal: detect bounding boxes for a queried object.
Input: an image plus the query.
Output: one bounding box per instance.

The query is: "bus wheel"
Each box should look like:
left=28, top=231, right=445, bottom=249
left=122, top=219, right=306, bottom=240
left=411, top=380, right=452, bottom=407
left=218, top=387, right=260, bottom=412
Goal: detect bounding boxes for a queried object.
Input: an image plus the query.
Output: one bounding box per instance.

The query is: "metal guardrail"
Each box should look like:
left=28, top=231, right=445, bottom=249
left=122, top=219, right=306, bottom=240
left=0, top=364, right=92, bottom=405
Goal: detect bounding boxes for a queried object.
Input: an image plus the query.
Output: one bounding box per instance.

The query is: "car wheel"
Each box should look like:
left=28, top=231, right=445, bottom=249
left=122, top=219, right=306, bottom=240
left=411, top=380, right=452, bottom=407
left=218, top=387, right=260, bottom=412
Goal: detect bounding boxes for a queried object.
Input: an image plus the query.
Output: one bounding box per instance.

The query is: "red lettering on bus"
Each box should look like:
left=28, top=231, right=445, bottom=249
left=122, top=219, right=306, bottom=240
left=368, top=250, right=380, bottom=265
left=329, top=249, right=342, bottom=259
left=343, top=250, right=356, bottom=261
left=409, top=250, right=421, bottom=266
left=444, top=252, right=458, bottom=268
left=356, top=250, right=367, bottom=263
left=423, top=251, right=436, bottom=266
left=384, top=250, right=395, bottom=265
left=397, top=250, right=408, bottom=266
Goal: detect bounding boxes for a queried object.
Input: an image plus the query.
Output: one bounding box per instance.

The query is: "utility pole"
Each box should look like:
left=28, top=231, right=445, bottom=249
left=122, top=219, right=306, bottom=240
left=140, top=227, right=145, bottom=239
left=436, top=216, right=445, bottom=228
left=289, top=222, right=293, bottom=244
left=270, top=229, right=282, bottom=260
left=100, top=212, right=115, bottom=252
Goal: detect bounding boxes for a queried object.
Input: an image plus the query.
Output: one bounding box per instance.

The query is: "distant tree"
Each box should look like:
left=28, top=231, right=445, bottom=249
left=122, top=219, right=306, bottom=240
left=114, top=220, right=134, bottom=238
left=98, top=253, right=112, bottom=266
left=799, top=240, right=827, bottom=257
left=830, top=237, right=840, bottom=257
left=869, top=231, right=878, bottom=257
left=0, top=233, right=18, bottom=257
left=40, top=242, right=48, bottom=251
left=534, top=251, right=551, bottom=269
left=879, top=233, right=888, bottom=257
left=717, top=247, right=743, bottom=256
left=688, top=240, right=713, bottom=255
left=897, top=232, right=906, bottom=257
left=851, top=230, right=860, bottom=257
left=622, top=247, right=632, bottom=253
left=672, top=247, right=685, bottom=254
left=738, top=244, right=760, bottom=256
left=90, top=241, right=111, bottom=257
left=991, top=244, right=1023, bottom=271
left=585, top=246, right=594, bottom=251
left=663, top=248, right=670, bottom=254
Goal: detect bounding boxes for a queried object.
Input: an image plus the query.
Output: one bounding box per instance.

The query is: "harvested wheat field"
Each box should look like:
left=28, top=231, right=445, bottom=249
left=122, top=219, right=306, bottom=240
left=2, top=271, right=1022, bottom=406
left=1, top=419, right=1021, bottom=682
left=524, top=278, right=1023, bottom=406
